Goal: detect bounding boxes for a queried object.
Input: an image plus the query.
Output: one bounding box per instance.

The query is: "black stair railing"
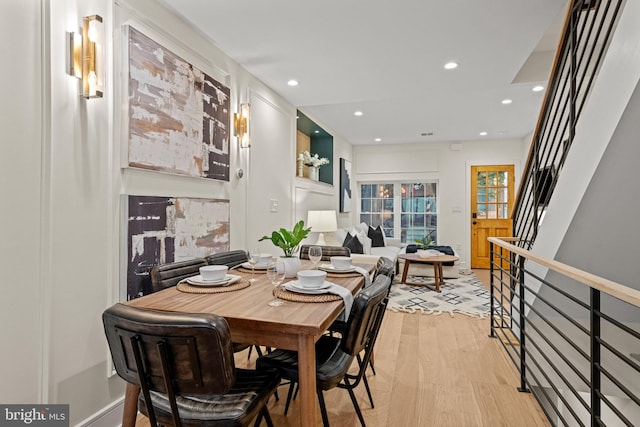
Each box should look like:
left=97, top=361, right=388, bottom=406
left=489, top=237, right=640, bottom=427
left=512, top=0, right=625, bottom=250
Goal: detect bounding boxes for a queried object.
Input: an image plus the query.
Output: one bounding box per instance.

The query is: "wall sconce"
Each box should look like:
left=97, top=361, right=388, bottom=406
left=66, top=15, right=103, bottom=98
left=234, top=103, right=250, bottom=148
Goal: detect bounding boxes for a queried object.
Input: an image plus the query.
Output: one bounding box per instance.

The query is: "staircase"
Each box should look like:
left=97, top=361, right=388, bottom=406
left=512, top=0, right=625, bottom=249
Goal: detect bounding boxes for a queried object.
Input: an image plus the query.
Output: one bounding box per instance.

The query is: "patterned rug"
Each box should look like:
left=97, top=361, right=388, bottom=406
left=388, top=272, right=490, bottom=318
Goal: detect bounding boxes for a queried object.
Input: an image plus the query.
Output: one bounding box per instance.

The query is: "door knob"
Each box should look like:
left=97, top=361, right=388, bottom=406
left=472, top=221, right=477, bottom=225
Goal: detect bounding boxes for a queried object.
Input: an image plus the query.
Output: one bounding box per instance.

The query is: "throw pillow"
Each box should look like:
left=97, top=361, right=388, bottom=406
left=342, top=232, right=364, bottom=254
left=355, top=230, right=372, bottom=254
left=334, top=227, right=348, bottom=246
left=368, top=225, right=385, bottom=247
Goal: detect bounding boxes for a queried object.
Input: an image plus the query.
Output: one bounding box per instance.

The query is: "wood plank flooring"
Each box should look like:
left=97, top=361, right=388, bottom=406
left=135, top=269, right=549, bottom=426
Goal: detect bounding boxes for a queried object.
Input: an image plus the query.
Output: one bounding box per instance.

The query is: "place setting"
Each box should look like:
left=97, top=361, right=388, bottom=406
left=274, top=269, right=353, bottom=315
left=318, top=256, right=359, bottom=275
left=177, top=265, right=249, bottom=294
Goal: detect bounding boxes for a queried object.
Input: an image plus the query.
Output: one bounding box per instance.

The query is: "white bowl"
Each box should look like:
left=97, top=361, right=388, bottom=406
left=199, top=265, right=228, bottom=281
left=330, top=256, right=352, bottom=270
left=254, top=253, right=273, bottom=267
left=296, top=270, right=327, bottom=288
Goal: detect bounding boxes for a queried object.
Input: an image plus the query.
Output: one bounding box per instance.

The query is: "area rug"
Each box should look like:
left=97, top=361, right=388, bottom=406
left=388, top=272, right=490, bottom=318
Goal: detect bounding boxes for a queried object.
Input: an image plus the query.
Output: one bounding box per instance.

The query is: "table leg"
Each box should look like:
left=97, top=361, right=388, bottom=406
left=122, top=383, right=140, bottom=427
left=400, top=259, right=411, bottom=284
left=298, top=335, right=318, bottom=426
left=434, top=262, right=443, bottom=292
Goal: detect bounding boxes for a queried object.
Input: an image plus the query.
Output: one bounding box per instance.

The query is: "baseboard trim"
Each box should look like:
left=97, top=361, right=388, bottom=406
left=76, top=397, right=126, bottom=427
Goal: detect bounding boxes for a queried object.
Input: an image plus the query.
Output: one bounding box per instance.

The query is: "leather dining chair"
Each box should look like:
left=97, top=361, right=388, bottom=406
left=148, top=258, right=208, bottom=293
left=299, top=245, right=351, bottom=261
left=205, top=249, right=249, bottom=269
left=255, top=275, right=392, bottom=427
left=103, top=303, right=281, bottom=427
left=373, top=256, right=396, bottom=284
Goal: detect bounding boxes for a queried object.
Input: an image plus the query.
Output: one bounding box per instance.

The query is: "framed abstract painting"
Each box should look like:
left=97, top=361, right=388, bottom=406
left=124, top=195, right=230, bottom=300
left=126, top=26, right=230, bottom=181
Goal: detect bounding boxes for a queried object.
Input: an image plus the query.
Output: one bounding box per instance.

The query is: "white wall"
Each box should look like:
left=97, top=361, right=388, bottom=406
left=0, top=0, right=45, bottom=404
left=353, top=139, right=526, bottom=265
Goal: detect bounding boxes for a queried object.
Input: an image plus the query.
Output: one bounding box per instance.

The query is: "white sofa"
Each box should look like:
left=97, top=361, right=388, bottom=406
left=323, top=222, right=402, bottom=266
left=323, top=221, right=459, bottom=279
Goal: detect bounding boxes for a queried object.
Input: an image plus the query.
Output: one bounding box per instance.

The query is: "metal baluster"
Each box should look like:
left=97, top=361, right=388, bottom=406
left=590, top=287, right=601, bottom=425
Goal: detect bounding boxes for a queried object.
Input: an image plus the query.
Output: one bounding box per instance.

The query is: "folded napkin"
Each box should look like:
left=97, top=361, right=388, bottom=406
left=353, top=266, right=371, bottom=287
left=326, top=283, right=353, bottom=321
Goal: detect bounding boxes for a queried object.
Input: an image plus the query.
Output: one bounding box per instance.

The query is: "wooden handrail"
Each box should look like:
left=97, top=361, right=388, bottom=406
left=488, top=237, right=640, bottom=308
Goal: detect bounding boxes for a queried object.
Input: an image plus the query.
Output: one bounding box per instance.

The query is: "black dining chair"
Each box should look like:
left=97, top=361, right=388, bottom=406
left=255, top=274, right=392, bottom=427
left=102, top=303, right=281, bottom=427
left=373, top=256, right=396, bottom=284
left=148, top=258, right=208, bottom=293
left=205, top=249, right=250, bottom=269
left=299, top=245, right=351, bottom=261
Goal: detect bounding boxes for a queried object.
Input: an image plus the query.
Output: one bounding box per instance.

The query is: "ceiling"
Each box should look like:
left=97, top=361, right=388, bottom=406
left=160, top=0, right=569, bottom=145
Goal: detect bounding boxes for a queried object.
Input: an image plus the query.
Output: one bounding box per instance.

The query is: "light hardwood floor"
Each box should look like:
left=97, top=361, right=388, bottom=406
left=135, top=269, right=549, bottom=426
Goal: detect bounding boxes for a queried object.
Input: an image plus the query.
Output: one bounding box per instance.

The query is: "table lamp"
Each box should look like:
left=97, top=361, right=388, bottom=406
left=306, top=210, right=337, bottom=246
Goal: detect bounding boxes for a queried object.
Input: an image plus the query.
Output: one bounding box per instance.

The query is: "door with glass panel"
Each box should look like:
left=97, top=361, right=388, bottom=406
left=471, top=165, right=514, bottom=268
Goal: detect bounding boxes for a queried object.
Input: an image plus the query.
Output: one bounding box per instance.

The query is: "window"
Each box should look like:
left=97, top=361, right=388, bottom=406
left=476, top=171, right=509, bottom=218
left=360, top=182, right=438, bottom=243
left=359, top=184, right=394, bottom=237
left=401, top=183, right=437, bottom=243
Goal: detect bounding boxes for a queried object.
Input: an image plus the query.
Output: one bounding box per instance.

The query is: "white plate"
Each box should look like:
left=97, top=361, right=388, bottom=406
left=241, top=262, right=270, bottom=270
left=186, top=274, right=241, bottom=287
left=318, top=264, right=356, bottom=273
left=285, top=281, right=333, bottom=294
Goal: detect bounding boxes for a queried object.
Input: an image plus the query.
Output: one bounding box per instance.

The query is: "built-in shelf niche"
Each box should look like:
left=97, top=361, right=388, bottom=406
left=296, top=110, right=333, bottom=185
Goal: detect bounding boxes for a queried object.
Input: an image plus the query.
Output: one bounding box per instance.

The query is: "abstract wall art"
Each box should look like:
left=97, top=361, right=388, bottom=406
left=127, top=26, right=230, bottom=181
left=340, top=158, right=352, bottom=213
left=125, top=195, right=230, bottom=300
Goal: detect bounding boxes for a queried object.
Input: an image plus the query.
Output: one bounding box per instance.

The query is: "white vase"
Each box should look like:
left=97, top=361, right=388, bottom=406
left=279, top=256, right=302, bottom=278
left=309, top=166, right=319, bottom=181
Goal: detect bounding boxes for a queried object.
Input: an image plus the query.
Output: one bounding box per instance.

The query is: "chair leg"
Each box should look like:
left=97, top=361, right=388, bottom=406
left=369, top=351, right=377, bottom=375
left=284, top=381, right=296, bottom=415
left=254, top=407, right=274, bottom=427
left=362, top=372, right=375, bottom=408
left=317, top=389, right=330, bottom=427
left=345, top=380, right=367, bottom=427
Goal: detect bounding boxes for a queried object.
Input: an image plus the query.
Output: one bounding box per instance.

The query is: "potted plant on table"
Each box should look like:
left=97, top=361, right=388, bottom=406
left=259, top=220, right=311, bottom=277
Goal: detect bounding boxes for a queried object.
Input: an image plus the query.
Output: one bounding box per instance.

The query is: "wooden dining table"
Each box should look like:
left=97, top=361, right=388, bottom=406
left=121, top=259, right=374, bottom=427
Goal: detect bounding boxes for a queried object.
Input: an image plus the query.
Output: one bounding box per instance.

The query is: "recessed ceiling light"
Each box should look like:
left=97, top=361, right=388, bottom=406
left=532, top=85, right=544, bottom=92
left=314, top=130, right=320, bottom=134
left=501, top=99, right=512, bottom=105
left=354, top=111, right=363, bottom=116
left=287, top=79, right=299, bottom=86
left=444, top=62, right=458, bottom=70
left=479, top=131, right=488, bottom=136
left=374, top=138, right=382, bottom=142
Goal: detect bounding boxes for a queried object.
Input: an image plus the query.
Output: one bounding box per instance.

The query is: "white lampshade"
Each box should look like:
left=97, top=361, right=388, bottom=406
left=306, top=210, right=338, bottom=246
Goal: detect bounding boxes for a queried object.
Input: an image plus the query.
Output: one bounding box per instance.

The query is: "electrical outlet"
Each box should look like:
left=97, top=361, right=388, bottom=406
left=269, top=199, right=278, bottom=213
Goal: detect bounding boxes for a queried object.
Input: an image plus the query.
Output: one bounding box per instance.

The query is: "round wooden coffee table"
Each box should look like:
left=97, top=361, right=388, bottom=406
left=397, top=253, right=459, bottom=292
